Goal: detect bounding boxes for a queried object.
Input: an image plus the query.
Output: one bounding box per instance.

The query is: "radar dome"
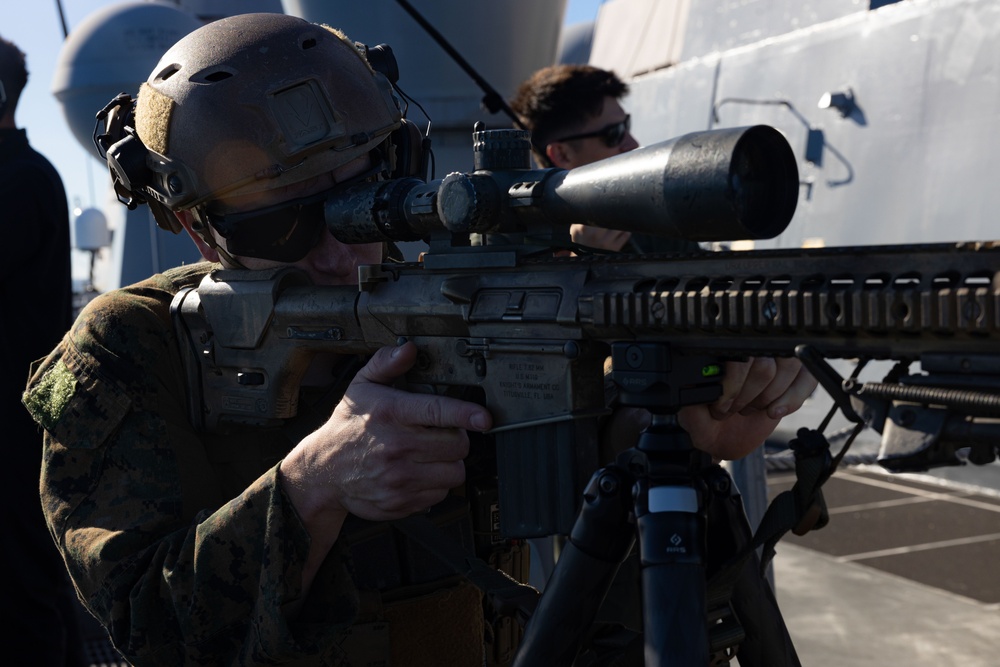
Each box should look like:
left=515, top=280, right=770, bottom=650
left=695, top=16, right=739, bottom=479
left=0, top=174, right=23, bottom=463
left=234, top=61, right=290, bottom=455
left=51, top=2, right=201, bottom=161
left=73, top=207, right=110, bottom=252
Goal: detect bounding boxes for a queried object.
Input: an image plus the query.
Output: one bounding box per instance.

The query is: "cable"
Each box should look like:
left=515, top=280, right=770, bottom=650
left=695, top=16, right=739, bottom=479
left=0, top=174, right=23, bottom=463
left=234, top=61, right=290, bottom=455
left=393, top=0, right=526, bottom=130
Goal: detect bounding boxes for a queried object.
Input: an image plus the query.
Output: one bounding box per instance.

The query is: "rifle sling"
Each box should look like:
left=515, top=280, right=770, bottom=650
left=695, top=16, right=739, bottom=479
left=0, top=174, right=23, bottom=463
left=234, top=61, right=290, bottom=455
left=706, top=427, right=837, bottom=649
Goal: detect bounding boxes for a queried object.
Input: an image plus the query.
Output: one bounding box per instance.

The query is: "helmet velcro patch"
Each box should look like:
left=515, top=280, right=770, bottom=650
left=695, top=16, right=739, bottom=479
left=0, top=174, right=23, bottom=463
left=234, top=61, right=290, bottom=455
left=136, top=82, right=175, bottom=155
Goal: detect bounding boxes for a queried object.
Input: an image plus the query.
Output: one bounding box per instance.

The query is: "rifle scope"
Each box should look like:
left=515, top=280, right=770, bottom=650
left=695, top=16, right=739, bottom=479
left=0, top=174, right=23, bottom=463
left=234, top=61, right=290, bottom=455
left=325, top=124, right=799, bottom=244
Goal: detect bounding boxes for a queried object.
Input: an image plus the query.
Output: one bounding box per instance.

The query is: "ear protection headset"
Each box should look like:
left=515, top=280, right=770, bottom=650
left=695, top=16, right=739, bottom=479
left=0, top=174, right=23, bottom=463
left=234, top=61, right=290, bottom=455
left=357, top=42, right=431, bottom=182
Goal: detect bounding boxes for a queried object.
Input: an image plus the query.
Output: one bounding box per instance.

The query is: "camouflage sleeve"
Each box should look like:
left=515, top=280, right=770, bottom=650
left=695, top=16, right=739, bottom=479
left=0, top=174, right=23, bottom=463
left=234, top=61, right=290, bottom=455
left=23, top=274, right=360, bottom=665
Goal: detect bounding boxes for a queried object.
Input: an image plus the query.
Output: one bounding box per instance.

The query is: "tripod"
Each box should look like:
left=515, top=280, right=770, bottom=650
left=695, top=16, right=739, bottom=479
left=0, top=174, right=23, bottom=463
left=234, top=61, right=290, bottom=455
left=512, top=343, right=801, bottom=667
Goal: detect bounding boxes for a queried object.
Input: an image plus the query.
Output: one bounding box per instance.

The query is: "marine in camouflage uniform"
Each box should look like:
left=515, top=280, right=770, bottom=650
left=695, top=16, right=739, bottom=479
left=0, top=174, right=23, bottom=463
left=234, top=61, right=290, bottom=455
left=23, top=14, right=516, bottom=666
left=24, top=261, right=508, bottom=665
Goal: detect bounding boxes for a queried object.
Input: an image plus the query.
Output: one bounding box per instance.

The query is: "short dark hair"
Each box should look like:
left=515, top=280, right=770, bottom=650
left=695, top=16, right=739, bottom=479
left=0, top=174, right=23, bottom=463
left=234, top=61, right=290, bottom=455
left=0, top=35, right=28, bottom=116
left=510, top=64, right=628, bottom=167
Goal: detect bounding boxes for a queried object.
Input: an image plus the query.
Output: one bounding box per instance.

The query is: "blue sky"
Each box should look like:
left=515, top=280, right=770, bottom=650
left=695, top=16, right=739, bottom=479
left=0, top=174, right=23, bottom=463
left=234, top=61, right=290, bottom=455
left=3, top=0, right=604, bottom=224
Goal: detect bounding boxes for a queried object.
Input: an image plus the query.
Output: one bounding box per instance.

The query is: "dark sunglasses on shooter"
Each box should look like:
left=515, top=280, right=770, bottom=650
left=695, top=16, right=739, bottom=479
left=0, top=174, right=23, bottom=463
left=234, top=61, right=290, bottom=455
left=204, top=190, right=328, bottom=262
left=551, top=114, right=631, bottom=148
left=204, top=161, right=385, bottom=263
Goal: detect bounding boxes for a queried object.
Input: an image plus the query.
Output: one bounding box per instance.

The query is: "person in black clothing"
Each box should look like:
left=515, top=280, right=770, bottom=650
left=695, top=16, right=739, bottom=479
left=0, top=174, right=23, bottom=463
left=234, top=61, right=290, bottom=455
left=0, top=34, right=83, bottom=667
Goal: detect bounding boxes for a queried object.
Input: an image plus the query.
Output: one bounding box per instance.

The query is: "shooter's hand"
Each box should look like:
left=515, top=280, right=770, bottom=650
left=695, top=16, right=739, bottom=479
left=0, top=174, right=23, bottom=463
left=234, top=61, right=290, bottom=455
left=570, top=223, right=632, bottom=252
left=279, top=341, right=492, bottom=529
left=679, top=356, right=817, bottom=460
left=600, top=357, right=816, bottom=462
left=277, top=341, right=492, bottom=609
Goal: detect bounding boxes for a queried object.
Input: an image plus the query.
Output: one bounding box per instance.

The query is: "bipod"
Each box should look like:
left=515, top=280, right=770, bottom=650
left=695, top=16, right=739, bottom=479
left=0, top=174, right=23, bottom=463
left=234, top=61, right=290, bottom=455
left=512, top=343, right=800, bottom=667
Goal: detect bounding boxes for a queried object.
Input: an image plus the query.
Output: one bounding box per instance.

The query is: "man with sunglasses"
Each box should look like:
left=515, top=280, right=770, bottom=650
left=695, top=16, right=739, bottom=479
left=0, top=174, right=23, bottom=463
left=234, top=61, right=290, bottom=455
left=511, top=64, right=702, bottom=255
left=24, top=14, right=815, bottom=666
left=512, top=63, right=790, bottom=639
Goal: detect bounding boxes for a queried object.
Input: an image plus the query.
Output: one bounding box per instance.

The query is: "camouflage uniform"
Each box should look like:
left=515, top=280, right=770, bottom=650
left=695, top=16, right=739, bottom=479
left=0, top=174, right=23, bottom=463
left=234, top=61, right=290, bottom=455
left=23, top=262, right=491, bottom=666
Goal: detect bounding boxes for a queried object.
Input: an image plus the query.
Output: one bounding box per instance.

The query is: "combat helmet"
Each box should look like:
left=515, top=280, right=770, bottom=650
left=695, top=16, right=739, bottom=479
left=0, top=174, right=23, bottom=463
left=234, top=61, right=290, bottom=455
left=97, top=12, right=403, bottom=238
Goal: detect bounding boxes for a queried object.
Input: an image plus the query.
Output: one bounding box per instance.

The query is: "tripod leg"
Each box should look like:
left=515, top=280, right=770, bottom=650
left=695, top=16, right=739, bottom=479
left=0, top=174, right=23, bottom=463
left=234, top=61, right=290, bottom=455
left=513, top=466, right=636, bottom=667
left=635, top=476, right=710, bottom=666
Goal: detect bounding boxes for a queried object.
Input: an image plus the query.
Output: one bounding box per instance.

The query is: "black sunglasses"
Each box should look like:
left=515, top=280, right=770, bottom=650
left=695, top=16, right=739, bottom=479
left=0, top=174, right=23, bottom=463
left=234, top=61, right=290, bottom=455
left=552, top=115, right=631, bottom=148
left=204, top=158, right=387, bottom=263
left=205, top=190, right=328, bottom=263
